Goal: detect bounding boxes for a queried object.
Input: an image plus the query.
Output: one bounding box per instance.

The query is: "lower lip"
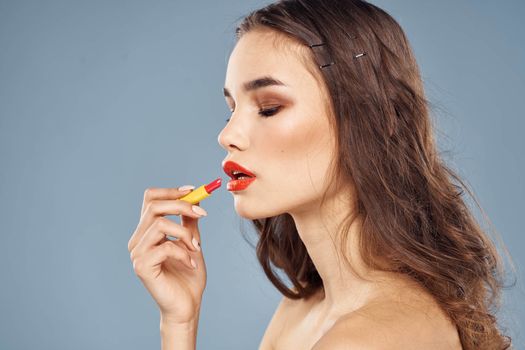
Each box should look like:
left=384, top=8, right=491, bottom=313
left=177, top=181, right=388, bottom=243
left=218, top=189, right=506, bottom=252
left=227, top=177, right=256, bottom=191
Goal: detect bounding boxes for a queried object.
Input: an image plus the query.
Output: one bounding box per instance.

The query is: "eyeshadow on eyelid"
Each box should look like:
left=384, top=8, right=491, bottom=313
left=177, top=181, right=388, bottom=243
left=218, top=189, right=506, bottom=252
left=256, top=92, right=293, bottom=104
left=224, top=92, right=293, bottom=110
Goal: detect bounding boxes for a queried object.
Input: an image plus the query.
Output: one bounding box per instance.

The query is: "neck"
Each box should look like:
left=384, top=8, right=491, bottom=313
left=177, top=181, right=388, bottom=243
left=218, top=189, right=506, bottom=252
left=289, top=191, right=395, bottom=315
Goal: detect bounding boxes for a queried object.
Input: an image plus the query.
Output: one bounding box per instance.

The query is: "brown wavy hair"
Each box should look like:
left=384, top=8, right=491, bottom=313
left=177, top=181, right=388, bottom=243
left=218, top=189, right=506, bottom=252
left=231, top=0, right=517, bottom=348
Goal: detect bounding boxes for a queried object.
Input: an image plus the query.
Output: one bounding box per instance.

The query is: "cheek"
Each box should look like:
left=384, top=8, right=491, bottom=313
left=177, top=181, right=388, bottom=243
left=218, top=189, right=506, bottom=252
left=256, top=111, right=334, bottom=193
left=233, top=111, right=335, bottom=219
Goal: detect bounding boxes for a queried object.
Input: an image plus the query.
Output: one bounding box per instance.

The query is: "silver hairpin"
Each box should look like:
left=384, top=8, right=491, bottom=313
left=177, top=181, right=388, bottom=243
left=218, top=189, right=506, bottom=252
left=308, top=39, right=366, bottom=69
left=308, top=42, right=335, bottom=69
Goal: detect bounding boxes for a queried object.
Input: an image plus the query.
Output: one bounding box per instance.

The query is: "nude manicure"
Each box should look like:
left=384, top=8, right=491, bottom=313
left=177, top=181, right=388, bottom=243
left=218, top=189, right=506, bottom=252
left=192, top=237, right=201, bottom=251
left=190, top=258, right=197, bottom=269
left=191, top=205, right=207, bottom=216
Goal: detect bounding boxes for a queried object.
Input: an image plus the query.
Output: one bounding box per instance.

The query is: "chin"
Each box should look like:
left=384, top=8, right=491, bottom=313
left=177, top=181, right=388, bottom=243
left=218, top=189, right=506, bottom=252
left=234, top=205, right=264, bottom=220
left=233, top=200, right=284, bottom=220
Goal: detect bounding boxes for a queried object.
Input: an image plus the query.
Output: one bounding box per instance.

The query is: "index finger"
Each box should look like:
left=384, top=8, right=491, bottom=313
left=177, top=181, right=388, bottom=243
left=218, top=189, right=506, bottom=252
left=141, top=186, right=195, bottom=216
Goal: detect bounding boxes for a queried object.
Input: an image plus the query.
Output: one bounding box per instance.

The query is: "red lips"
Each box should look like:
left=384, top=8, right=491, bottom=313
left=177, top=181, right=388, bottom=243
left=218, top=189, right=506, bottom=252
left=222, top=160, right=256, bottom=180
left=222, top=160, right=257, bottom=191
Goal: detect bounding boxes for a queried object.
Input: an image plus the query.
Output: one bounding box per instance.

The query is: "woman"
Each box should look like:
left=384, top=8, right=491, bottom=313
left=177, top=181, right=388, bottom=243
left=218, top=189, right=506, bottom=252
left=128, top=0, right=515, bottom=348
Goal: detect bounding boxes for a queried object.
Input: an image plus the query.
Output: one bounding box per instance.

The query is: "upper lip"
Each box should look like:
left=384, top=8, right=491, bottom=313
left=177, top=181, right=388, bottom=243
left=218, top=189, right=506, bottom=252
left=222, top=160, right=256, bottom=180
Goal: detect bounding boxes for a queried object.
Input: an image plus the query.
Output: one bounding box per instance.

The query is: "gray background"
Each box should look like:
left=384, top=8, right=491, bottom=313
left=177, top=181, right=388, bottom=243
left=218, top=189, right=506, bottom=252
left=1, top=0, right=523, bottom=349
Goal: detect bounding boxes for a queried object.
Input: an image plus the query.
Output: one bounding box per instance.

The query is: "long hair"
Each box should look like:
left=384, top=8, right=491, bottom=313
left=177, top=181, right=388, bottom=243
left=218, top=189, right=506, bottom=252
left=232, top=0, right=516, bottom=348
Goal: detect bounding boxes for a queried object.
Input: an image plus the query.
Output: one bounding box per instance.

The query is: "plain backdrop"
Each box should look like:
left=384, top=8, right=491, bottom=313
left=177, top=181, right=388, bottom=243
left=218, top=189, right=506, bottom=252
left=1, top=0, right=523, bottom=349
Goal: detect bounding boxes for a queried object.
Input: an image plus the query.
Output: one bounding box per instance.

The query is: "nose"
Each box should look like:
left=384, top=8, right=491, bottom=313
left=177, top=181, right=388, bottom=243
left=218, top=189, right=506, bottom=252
left=217, top=117, right=248, bottom=152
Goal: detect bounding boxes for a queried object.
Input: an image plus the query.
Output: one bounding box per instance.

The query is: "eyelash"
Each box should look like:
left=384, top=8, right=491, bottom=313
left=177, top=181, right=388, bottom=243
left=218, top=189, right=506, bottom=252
left=225, top=106, right=281, bottom=123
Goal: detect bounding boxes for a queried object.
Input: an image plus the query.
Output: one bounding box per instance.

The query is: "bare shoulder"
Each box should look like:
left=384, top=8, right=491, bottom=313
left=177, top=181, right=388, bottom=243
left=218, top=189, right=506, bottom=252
left=258, top=292, right=299, bottom=350
left=311, top=292, right=462, bottom=350
left=259, top=286, right=315, bottom=350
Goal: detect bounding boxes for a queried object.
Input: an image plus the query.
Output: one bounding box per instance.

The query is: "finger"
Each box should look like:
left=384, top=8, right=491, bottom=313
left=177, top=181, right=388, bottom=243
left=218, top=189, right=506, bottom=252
left=129, top=199, right=204, bottom=253
left=141, top=186, right=195, bottom=217
left=136, top=217, right=199, bottom=255
left=181, top=201, right=201, bottom=241
left=144, top=199, right=207, bottom=221
left=145, top=240, right=197, bottom=272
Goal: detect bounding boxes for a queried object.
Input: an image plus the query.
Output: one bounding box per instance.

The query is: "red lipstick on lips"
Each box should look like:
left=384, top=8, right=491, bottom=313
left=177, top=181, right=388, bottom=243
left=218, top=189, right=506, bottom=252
left=222, top=160, right=257, bottom=192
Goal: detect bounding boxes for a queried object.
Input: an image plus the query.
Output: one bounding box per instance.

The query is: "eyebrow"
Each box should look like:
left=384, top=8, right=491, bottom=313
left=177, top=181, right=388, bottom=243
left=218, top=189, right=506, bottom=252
left=223, top=76, right=287, bottom=98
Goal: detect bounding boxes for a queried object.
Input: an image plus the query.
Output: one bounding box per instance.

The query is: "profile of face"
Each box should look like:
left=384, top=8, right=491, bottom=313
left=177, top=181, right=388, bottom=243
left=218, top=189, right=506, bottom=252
left=218, top=29, right=339, bottom=220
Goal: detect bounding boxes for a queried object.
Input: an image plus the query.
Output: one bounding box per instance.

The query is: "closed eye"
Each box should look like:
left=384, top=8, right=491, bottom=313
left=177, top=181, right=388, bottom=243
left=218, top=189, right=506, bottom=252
left=225, top=106, right=282, bottom=123
left=258, top=106, right=281, bottom=117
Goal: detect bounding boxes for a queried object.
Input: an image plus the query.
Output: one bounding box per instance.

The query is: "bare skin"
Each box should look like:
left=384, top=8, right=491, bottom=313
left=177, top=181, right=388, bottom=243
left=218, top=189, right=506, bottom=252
left=260, top=276, right=462, bottom=349
left=219, top=28, right=462, bottom=349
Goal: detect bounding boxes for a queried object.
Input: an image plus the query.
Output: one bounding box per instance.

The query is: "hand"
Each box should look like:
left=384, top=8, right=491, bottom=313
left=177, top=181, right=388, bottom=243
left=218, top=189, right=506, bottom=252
left=128, top=186, right=207, bottom=325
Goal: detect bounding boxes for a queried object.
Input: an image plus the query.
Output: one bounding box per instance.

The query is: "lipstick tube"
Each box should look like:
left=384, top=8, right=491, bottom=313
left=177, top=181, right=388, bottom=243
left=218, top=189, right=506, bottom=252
left=178, top=177, right=222, bottom=204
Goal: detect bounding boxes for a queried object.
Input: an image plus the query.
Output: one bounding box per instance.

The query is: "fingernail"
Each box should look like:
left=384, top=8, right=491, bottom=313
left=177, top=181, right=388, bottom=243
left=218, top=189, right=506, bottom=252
left=191, top=205, right=207, bottom=216
left=190, top=258, right=197, bottom=269
left=192, top=237, right=201, bottom=251
left=178, top=185, right=195, bottom=191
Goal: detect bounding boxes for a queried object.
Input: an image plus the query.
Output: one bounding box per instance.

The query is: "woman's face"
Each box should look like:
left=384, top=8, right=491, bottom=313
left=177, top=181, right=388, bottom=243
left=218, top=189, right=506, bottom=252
left=218, top=29, right=337, bottom=219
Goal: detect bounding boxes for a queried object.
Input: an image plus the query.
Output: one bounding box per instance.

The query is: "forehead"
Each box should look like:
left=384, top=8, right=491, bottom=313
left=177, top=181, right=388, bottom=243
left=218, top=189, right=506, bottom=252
left=224, top=29, right=316, bottom=93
